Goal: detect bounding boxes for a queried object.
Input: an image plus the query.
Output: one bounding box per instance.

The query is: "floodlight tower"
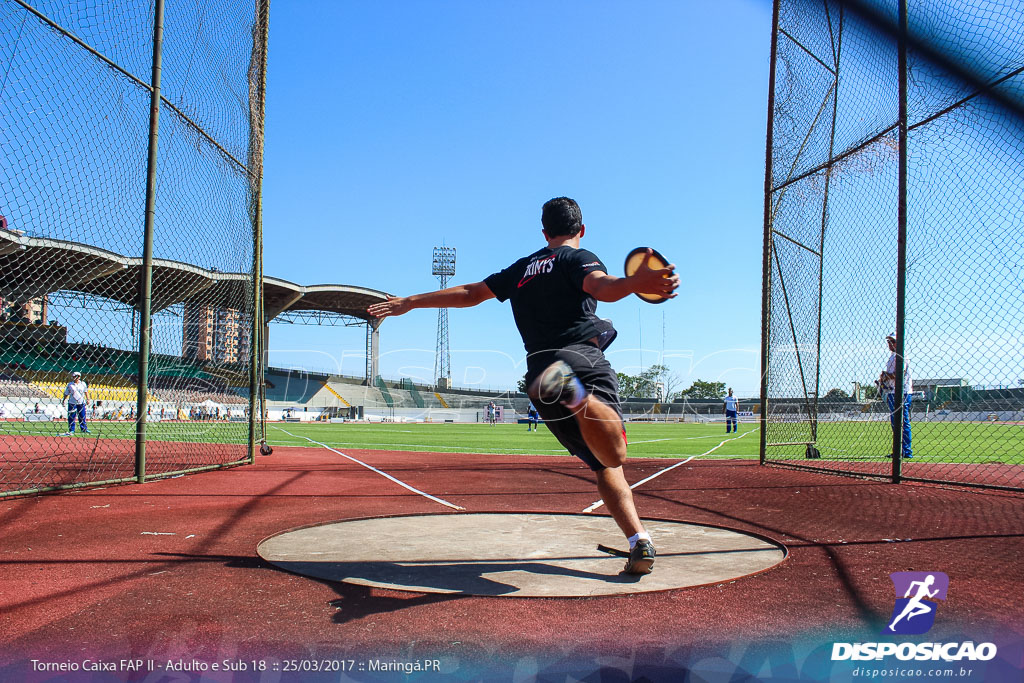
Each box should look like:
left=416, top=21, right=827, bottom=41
left=432, top=246, right=456, bottom=388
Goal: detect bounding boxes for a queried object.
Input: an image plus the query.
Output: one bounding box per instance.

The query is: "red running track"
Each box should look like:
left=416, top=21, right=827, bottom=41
left=1, top=446, right=1022, bottom=681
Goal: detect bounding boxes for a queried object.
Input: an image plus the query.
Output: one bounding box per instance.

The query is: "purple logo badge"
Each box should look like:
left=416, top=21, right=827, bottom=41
left=884, top=572, right=949, bottom=635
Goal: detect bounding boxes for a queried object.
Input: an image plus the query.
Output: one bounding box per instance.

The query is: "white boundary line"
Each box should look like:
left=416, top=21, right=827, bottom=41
left=272, top=426, right=465, bottom=511
left=271, top=437, right=570, bottom=455
left=582, top=428, right=759, bottom=513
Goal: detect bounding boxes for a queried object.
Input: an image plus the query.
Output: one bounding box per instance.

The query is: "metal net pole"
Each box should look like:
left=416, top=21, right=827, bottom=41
left=135, top=0, right=166, bottom=483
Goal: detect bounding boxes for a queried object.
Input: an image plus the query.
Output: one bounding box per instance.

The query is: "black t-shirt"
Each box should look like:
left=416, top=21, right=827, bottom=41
left=484, top=245, right=607, bottom=353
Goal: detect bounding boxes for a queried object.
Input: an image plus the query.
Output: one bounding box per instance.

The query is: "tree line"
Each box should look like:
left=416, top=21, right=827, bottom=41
left=517, top=364, right=728, bottom=401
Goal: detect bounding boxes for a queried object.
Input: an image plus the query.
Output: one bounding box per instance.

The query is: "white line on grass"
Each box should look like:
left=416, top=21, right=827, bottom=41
left=674, top=430, right=758, bottom=441
left=271, top=426, right=465, bottom=511
left=582, top=428, right=759, bottom=514
left=269, top=436, right=569, bottom=455
left=269, top=426, right=760, bottom=455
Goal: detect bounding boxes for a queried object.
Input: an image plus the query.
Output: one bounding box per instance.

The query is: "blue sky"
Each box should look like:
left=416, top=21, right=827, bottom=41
left=261, top=1, right=774, bottom=396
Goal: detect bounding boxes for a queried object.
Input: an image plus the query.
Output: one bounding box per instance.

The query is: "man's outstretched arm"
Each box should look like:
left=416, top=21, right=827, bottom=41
left=367, top=282, right=495, bottom=319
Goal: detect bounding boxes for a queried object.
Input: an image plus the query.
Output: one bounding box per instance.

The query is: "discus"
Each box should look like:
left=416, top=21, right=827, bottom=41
left=624, top=247, right=672, bottom=303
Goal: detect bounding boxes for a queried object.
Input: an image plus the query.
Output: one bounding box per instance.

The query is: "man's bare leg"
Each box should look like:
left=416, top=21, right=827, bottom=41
left=527, top=362, right=652, bottom=568
left=575, top=393, right=655, bottom=573
left=574, top=394, right=628, bottom=467
left=573, top=394, right=645, bottom=538
left=596, top=465, right=644, bottom=538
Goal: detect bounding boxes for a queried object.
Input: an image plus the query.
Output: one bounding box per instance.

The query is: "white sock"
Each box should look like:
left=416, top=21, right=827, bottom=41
left=628, top=531, right=651, bottom=549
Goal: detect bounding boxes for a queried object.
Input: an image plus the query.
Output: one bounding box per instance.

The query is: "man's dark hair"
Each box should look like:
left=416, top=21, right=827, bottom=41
left=541, top=197, right=583, bottom=237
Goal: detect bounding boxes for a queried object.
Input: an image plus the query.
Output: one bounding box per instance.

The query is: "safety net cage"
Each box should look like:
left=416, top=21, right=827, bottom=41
left=761, top=0, right=1024, bottom=490
left=0, top=0, right=269, bottom=496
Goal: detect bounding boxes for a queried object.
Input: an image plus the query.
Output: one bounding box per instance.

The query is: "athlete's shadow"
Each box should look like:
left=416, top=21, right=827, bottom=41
left=275, top=558, right=636, bottom=595
left=158, top=552, right=638, bottom=625
left=271, top=559, right=638, bottom=624
left=157, top=552, right=464, bottom=624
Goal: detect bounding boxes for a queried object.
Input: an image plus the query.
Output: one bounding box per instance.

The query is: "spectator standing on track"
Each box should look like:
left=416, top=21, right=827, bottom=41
left=367, top=197, right=679, bottom=575
left=723, top=387, right=739, bottom=433
left=62, top=370, right=90, bottom=435
left=880, top=331, right=913, bottom=459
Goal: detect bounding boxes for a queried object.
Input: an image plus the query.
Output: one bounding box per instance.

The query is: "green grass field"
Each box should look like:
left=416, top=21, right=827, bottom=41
left=3, top=419, right=1020, bottom=463
left=768, top=420, right=1024, bottom=464
left=267, top=421, right=763, bottom=459
left=0, top=420, right=250, bottom=445
left=0, top=419, right=760, bottom=458
left=268, top=421, right=1024, bottom=463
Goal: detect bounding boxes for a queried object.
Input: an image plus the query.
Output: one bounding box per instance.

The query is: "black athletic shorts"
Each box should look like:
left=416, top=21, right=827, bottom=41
left=525, top=341, right=623, bottom=471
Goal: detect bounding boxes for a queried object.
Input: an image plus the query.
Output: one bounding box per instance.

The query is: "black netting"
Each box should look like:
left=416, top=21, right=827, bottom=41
left=764, top=0, right=1024, bottom=490
left=0, top=0, right=268, bottom=494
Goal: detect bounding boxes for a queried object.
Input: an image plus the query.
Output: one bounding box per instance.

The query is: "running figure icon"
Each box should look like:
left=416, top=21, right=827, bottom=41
left=888, top=574, right=940, bottom=632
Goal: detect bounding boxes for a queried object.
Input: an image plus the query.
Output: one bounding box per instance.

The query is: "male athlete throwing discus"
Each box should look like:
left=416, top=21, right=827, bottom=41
left=367, top=197, right=678, bottom=574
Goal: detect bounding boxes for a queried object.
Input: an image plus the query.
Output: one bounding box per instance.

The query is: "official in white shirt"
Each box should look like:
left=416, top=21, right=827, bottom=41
left=879, top=332, right=912, bottom=458
left=723, top=388, right=739, bottom=433
left=62, top=370, right=91, bottom=435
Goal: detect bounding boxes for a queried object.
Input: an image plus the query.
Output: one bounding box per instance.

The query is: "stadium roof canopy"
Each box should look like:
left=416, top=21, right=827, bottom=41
left=0, top=228, right=389, bottom=322
left=263, top=278, right=391, bottom=322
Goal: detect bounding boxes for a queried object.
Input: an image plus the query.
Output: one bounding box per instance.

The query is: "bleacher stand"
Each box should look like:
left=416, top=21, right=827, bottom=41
left=0, top=371, right=48, bottom=399
left=0, top=334, right=258, bottom=421
left=149, top=374, right=247, bottom=406
left=262, top=368, right=327, bottom=404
